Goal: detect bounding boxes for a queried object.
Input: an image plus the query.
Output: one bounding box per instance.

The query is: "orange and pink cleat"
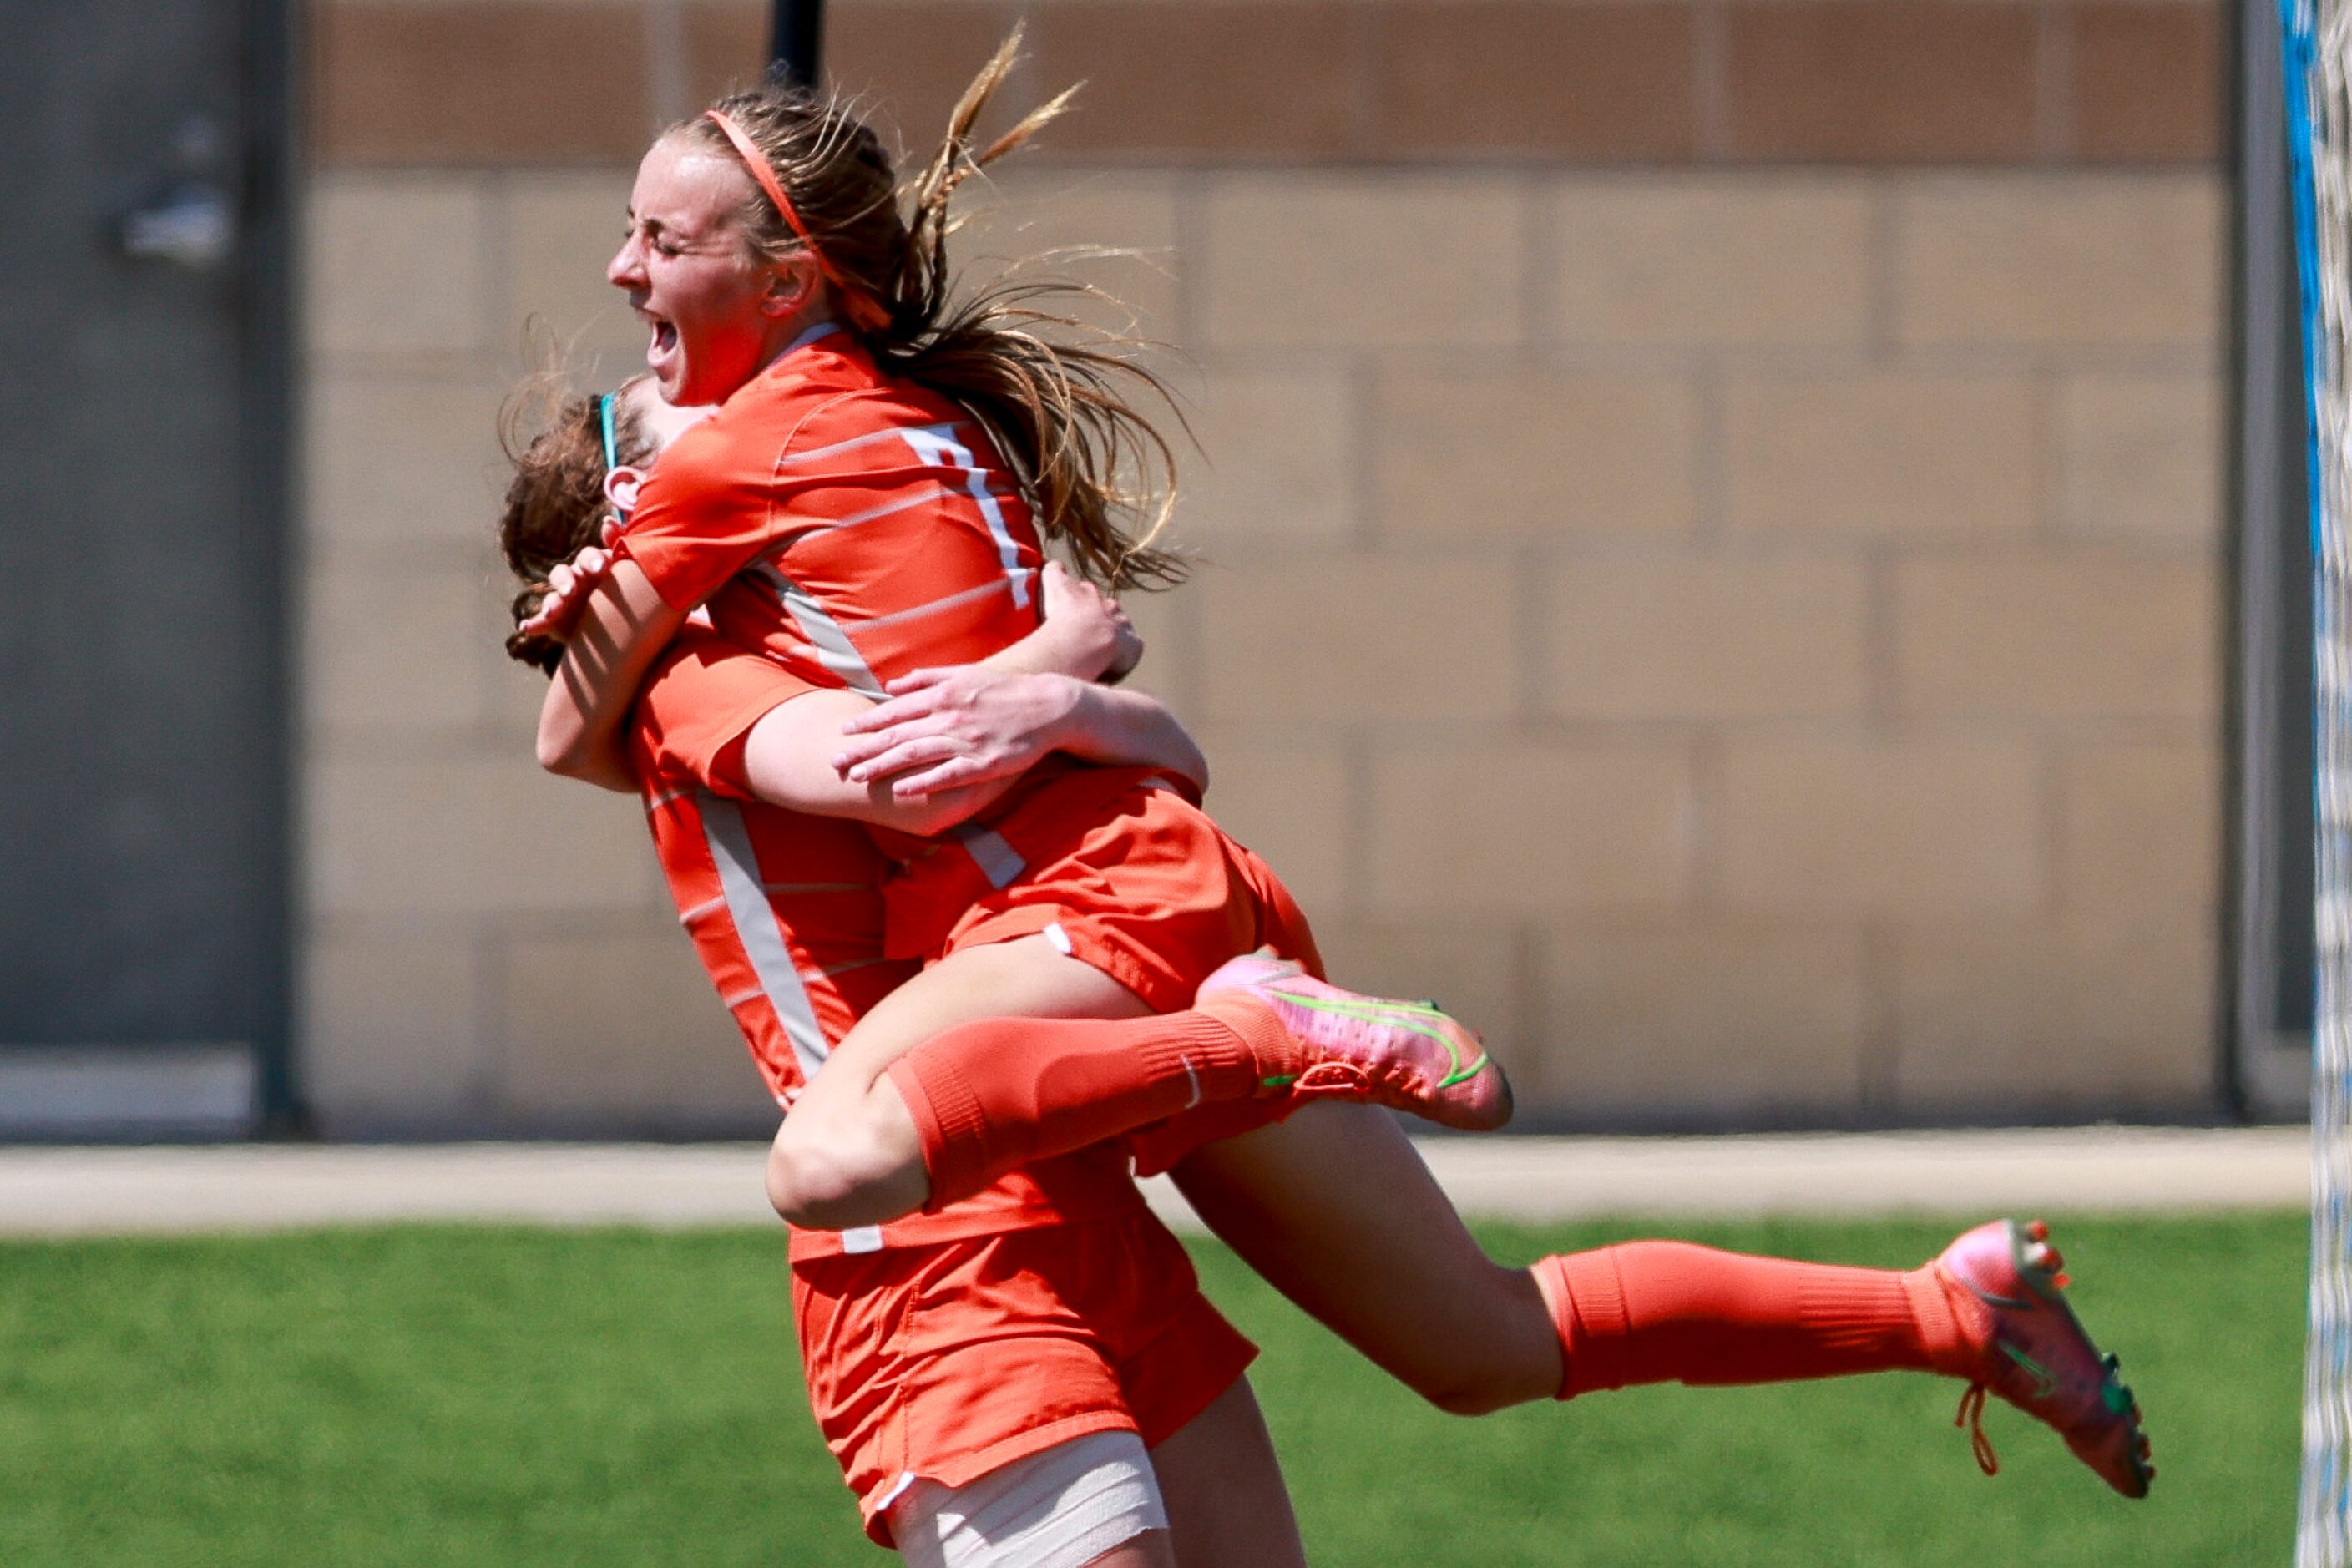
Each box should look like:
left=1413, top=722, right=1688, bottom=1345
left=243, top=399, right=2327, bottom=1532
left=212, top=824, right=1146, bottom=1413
left=1197, top=952, right=1513, bottom=1132
left=1915, top=1217, right=2153, bottom=1498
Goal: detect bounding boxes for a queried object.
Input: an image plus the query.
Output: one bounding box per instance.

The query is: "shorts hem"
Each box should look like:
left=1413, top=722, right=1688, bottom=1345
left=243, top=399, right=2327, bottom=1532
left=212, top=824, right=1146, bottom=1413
left=949, top=911, right=1196, bottom=1014
left=1128, top=1311, right=1259, bottom=1451
left=858, top=1410, right=1140, bottom=1547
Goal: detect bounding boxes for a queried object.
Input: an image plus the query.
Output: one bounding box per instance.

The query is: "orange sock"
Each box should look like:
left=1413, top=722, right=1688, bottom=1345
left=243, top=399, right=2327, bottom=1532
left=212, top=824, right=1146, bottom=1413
left=1529, top=1242, right=1976, bottom=1398
left=885, top=994, right=1297, bottom=1207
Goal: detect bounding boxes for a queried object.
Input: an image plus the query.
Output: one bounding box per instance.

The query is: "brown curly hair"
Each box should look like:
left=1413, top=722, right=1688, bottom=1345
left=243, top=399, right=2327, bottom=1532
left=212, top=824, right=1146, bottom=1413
left=495, top=379, right=652, bottom=673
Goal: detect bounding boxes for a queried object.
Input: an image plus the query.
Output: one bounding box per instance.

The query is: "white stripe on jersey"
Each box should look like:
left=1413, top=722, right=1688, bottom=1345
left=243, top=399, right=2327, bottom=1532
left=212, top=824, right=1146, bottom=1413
left=699, top=792, right=832, bottom=1086
left=756, top=564, right=888, bottom=698
left=897, top=423, right=1032, bottom=610
left=847, top=572, right=1034, bottom=634
left=778, top=423, right=924, bottom=468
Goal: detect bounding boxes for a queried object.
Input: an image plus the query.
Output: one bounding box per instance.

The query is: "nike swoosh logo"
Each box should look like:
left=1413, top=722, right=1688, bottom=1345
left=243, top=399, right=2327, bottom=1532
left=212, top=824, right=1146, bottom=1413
left=2001, top=1343, right=2057, bottom=1401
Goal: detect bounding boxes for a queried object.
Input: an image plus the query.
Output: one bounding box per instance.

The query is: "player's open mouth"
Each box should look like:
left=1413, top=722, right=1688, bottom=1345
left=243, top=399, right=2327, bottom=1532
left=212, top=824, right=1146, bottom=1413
left=646, top=315, right=678, bottom=371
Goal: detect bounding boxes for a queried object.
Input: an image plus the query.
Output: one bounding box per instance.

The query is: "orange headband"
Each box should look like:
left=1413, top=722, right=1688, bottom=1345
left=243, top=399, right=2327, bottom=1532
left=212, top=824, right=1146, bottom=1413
left=702, top=109, right=890, bottom=332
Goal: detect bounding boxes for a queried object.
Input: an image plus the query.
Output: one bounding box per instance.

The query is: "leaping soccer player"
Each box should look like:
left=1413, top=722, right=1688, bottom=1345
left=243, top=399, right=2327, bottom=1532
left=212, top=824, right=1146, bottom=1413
left=504, top=34, right=2155, bottom=1563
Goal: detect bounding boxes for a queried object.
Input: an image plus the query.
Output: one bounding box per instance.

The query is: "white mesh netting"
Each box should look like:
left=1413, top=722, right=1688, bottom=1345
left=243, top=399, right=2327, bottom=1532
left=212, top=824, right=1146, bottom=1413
left=2297, top=0, right=2352, bottom=1555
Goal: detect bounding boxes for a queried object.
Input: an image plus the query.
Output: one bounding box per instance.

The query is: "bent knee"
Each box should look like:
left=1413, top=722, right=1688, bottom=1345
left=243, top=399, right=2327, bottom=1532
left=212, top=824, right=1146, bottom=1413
left=1394, top=1356, right=1545, bottom=1417
left=1419, top=1380, right=1522, bottom=1418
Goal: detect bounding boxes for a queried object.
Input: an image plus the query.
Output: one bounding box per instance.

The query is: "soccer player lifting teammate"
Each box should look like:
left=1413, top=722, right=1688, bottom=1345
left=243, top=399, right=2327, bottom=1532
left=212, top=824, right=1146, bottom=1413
left=513, top=32, right=2155, bottom=1550
left=508, top=382, right=1302, bottom=1565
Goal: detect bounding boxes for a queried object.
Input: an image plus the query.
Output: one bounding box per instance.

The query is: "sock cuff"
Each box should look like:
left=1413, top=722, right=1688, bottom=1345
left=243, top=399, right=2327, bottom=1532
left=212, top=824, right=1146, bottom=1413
left=886, top=1055, right=989, bottom=1211
left=1537, top=1248, right=1634, bottom=1399
left=1528, top=1257, right=1576, bottom=1399
left=1900, top=1265, right=1973, bottom=1377
left=1188, top=991, right=1297, bottom=1082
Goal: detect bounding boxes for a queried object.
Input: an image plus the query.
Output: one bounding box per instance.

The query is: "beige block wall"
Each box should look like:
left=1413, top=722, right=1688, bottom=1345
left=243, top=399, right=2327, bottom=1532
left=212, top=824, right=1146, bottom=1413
left=298, top=167, right=759, bottom=1132
left=296, top=142, right=2227, bottom=1133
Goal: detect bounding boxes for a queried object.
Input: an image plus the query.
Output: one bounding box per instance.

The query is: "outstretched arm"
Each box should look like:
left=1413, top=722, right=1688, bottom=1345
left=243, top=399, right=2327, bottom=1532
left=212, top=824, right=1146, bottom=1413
left=832, top=670, right=1207, bottom=802
left=527, top=545, right=1131, bottom=796
left=535, top=557, right=687, bottom=792
left=731, top=688, right=1011, bottom=836
left=732, top=569, right=1195, bottom=833
left=828, top=561, right=1201, bottom=799
left=732, top=670, right=1206, bottom=838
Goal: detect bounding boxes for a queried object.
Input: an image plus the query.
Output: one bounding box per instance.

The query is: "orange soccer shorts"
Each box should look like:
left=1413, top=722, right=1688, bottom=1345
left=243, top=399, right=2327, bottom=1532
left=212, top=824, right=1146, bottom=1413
left=894, top=777, right=1327, bottom=1176
left=791, top=1210, right=1257, bottom=1546
left=900, top=778, right=1323, bottom=1013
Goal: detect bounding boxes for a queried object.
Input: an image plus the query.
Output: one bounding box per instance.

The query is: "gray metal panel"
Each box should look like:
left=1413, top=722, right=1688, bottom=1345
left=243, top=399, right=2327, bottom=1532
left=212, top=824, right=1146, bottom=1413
left=2231, top=0, right=2317, bottom=1117
left=0, top=2, right=294, bottom=1132
left=0, top=1047, right=256, bottom=1139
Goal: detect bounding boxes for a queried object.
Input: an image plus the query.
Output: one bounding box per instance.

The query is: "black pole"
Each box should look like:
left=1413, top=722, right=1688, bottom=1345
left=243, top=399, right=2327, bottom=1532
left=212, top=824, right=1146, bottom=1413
left=771, top=0, right=824, bottom=88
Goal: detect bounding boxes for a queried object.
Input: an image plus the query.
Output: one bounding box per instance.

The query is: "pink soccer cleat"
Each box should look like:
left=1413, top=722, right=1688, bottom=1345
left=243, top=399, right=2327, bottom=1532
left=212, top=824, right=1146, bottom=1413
left=1196, top=952, right=1512, bottom=1131
left=1922, top=1218, right=2153, bottom=1498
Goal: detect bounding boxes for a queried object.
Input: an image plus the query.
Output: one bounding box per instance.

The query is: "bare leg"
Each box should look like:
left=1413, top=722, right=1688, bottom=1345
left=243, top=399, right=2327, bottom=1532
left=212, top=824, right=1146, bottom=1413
left=777, top=949, right=1560, bottom=1409
left=1171, top=1103, right=1562, bottom=1415
left=1151, top=1378, right=1307, bottom=1568
left=771, top=935, right=1151, bottom=1227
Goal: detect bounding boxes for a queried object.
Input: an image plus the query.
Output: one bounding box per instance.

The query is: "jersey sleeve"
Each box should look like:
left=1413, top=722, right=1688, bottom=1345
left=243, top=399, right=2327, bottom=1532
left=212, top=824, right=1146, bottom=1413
left=616, top=419, right=789, bottom=615
left=631, top=633, right=826, bottom=799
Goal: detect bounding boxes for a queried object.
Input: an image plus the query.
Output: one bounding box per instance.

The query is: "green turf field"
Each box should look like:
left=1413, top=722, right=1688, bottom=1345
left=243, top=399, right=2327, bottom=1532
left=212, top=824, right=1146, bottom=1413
left=0, top=1213, right=2299, bottom=1565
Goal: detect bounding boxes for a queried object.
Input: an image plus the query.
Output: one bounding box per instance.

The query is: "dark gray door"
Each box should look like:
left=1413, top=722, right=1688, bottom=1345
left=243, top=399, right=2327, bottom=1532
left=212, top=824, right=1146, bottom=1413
left=2231, top=0, right=2318, bottom=1119
left=0, top=2, right=293, bottom=1134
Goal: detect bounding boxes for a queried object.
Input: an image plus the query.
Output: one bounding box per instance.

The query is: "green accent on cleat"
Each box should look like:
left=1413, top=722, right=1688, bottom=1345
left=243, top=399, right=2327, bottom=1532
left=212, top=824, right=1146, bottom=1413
left=1263, top=988, right=1488, bottom=1085
left=1999, top=1343, right=2057, bottom=1400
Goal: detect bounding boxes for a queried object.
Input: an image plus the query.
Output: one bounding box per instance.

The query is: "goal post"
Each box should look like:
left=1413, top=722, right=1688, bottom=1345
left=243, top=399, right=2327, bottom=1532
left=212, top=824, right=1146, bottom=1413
left=2285, top=0, right=2352, bottom=1555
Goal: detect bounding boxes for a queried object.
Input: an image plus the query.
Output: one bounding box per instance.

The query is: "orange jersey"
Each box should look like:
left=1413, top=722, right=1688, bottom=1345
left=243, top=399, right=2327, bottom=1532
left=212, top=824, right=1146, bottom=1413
left=622, top=323, right=1047, bottom=697
left=619, top=326, right=1177, bottom=910
left=630, top=635, right=1145, bottom=1262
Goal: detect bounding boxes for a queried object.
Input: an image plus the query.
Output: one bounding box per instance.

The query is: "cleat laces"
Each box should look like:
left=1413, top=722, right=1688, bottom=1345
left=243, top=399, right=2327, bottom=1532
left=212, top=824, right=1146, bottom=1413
left=1292, top=1061, right=1371, bottom=1094
left=1955, top=1383, right=2000, bottom=1476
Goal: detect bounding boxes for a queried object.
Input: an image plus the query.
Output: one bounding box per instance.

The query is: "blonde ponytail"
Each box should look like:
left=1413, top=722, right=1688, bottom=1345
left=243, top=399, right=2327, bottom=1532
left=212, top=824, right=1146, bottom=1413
left=679, top=29, right=1186, bottom=589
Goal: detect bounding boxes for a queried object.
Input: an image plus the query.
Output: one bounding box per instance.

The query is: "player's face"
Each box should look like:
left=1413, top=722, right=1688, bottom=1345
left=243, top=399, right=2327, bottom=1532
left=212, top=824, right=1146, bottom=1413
left=601, top=377, right=716, bottom=517
left=609, top=136, right=782, bottom=407
left=622, top=375, right=716, bottom=451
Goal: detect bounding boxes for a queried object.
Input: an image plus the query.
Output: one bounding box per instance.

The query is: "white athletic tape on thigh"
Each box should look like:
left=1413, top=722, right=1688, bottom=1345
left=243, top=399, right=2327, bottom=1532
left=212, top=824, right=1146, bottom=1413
left=892, top=1429, right=1164, bottom=1568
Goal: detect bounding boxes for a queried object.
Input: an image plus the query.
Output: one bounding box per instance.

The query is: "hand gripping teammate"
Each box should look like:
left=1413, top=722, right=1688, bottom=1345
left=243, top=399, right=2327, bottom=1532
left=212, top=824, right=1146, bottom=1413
left=530, top=41, right=2154, bottom=1503
left=505, top=377, right=1306, bottom=1567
